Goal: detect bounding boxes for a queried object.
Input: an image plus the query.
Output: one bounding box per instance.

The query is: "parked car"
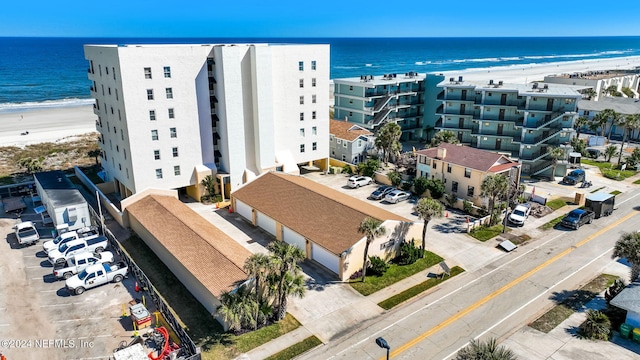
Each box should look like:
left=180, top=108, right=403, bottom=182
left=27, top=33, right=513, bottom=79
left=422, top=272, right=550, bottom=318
left=48, top=236, right=108, bottom=265
left=562, top=169, right=586, bottom=185
left=53, top=251, right=115, bottom=280
left=65, top=262, right=128, bottom=295
left=13, top=221, right=40, bottom=246
left=384, top=189, right=411, bottom=204
left=368, top=186, right=394, bottom=200
left=508, top=203, right=531, bottom=226
left=43, top=226, right=101, bottom=253
left=347, top=176, right=373, bottom=188
left=561, top=209, right=595, bottom=230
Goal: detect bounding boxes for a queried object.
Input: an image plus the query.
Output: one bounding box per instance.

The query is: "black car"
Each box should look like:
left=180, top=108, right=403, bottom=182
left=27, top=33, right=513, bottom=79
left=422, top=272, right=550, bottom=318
left=562, top=169, right=586, bottom=185
left=368, top=186, right=394, bottom=200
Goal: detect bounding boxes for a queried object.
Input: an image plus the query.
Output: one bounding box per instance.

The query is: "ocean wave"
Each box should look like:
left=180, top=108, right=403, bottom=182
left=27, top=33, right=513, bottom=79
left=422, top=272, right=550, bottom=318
left=0, top=98, right=95, bottom=113
left=334, top=66, right=360, bottom=69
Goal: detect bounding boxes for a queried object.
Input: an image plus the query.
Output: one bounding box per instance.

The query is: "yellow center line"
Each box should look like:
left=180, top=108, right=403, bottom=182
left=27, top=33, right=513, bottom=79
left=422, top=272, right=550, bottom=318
left=388, top=210, right=638, bottom=358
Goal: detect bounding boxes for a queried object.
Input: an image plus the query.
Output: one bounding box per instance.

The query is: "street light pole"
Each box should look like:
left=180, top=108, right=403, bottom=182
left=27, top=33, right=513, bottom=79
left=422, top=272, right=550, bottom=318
left=375, top=337, right=390, bottom=360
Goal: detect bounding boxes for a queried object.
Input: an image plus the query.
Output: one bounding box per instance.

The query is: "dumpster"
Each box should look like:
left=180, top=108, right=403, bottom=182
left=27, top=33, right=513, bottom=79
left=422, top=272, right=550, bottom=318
left=620, top=323, right=633, bottom=339
left=632, top=327, right=640, bottom=343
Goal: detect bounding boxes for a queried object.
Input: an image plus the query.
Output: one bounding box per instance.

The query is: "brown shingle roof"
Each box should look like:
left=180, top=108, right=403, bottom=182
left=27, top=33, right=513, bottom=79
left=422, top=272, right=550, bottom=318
left=126, top=195, right=250, bottom=298
left=232, top=172, right=409, bottom=255
left=416, top=143, right=517, bottom=172
left=330, top=119, right=373, bottom=142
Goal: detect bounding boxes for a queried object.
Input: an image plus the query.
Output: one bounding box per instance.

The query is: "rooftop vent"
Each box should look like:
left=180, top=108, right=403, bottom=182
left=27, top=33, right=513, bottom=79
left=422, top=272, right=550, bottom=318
left=532, top=83, right=539, bottom=90
left=489, top=80, right=494, bottom=85
left=498, top=80, right=503, bottom=86
left=458, top=76, right=463, bottom=82
left=449, top=77, right=455, bottom=82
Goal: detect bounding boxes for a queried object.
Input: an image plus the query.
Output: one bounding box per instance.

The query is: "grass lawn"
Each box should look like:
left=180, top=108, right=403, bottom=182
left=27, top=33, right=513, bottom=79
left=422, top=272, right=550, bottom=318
left=590, top=186, right=605, bottom=193
left=634, top=179, right=640, bottom=185
left=546, top=198, right=570, bottom=211
left=264, top=336, right=322, bottom=360
left=610, top=190, right=622, bottom=196
left=468, top=224, right=509, bottom=242
left=378, top=266, right=465, bottom=310
left=582, top=159, right=637, bottom=180
left=349, top=251, right=443, bottom=296
left=121, top=235, right=301, bottom=360
left=529, top=274, right=618, bottom=333
left=0, top=175, right=14, bottom=185
left=539, top=215, right=565, bottom=230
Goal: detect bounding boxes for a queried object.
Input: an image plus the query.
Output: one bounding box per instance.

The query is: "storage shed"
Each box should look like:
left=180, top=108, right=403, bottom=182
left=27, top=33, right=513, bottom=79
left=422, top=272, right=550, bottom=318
left=33, top=171, right=90, bottom=231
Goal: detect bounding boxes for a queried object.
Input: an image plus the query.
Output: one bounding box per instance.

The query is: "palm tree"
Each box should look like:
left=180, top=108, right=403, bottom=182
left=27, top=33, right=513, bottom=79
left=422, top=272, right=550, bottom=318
left=357, top=217, right=386, bottom=282
left=617, top=114, right=640, bottom=165
left=455, top=338, right=517, bottom=360
left=574, top=116, right=589, bottom=138
left=580, top=310, right=611, bottom=341
left=480, top=174, right=509, bottom=225
left=592, top=112, right=608, bottom=138
left=200, top=175, right=217, bottom=200
left=583, top=88, right=597, bottom=100
left=217, top=286, right=258, bottom=332
left=430, top=130, right=459, bottom=147
left=268, top=241, right=306, bottom=320
left=413, top=198, right=444, bottom=254
left=87, top=149, right=102, bottom=166
left=601, top=109, right=620, bottom=141
left=244, top=253, right=273, bottom=329
left=546, top=146, right=565, bottom=180
left=604, top=145, right=618, bottom=162
left=375, top=122, right=402, bottom=165
left=612, top=231, right=640, bottom=282
left=274, top=269, right=306, bottom=321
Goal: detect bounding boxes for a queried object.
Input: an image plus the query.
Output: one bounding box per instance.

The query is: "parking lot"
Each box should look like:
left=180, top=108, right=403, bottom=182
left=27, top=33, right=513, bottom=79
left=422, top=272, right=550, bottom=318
left=0, top=210, right=139, bottom=360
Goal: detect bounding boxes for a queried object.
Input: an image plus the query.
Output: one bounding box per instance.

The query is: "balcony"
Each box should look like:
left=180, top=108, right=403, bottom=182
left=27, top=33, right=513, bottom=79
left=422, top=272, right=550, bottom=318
left=471, top=129, right=521, bottom=143
left=482, top=99, right=526, bottom=108
left=436, top=106, right=477, bottom=117
left=525, top=108, right=567, bottom=129
left=521, top=126, right=564, bottom=146
left=528, top=160, right=553, bottom=176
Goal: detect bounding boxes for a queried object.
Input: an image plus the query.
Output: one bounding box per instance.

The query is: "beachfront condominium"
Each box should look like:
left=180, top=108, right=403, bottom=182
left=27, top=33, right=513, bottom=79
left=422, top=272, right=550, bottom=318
left=333, top=73, right=444, bottom=141
left=435, top=77, right=581, bottom=177
left=85, top=43, right=329, bottom=200
left=544, top=70, right=640, bottom=101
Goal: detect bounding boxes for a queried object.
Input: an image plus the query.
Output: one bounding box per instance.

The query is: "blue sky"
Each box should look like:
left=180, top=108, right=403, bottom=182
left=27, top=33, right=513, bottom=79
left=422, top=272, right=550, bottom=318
left=2, top=1, right=639, bottom=37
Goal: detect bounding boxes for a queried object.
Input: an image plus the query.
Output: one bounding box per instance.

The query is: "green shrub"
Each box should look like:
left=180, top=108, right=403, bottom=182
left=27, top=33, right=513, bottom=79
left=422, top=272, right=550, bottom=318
left=343, top=164, right=353, bottom=175
left=367, top=256, right=389, bottom=276
left=413, top=177, right=429, bottom=197
left=462, top=200, right=474, bottom=214
left=426, top=178, right=445, bottom=199
left=401, top=181, right=413, bottom=192
left=395, top=240, right=424, bottom=265
left=388, top=170, right=402, bottom=187
left=357, top=159, right=381, bottom=177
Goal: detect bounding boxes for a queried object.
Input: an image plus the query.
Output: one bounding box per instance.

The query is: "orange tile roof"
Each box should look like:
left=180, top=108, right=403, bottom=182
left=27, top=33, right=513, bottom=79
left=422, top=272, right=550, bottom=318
left=126, top=195, right=250, bottom=298
left=232, top=172, right=409, bottom=255
left=330, top=119, right=373, bottom=142
left=416, top=143, right=518, bottom=172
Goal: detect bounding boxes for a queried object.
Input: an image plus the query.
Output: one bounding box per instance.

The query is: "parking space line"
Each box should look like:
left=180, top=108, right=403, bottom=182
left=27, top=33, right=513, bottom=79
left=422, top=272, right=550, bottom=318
left=95, top=334, right=112, bottom=338
left=31, top=277, right=43, bottom=280
left=26, top=265, right=43, bottom=269
left=40, top=304, right=73, bottom=308
left=39, top=290, right=58, bottom=293
left=51, top=317, right=111, bottom=323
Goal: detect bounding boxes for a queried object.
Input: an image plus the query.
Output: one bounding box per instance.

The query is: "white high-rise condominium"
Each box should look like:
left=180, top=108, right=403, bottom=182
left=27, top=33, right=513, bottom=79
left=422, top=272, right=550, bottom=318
left=85, top=43, right=330, bottom=199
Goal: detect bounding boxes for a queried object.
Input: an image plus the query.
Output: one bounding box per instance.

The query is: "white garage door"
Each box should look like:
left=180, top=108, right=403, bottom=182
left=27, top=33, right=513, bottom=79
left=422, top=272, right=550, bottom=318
left=257, top=212, right=276, bottom=237
left=312, top=243, right=340, bottom=274
left=283, top=227, right=306, bottom=251
left=235, top=200, right=253, bottom=222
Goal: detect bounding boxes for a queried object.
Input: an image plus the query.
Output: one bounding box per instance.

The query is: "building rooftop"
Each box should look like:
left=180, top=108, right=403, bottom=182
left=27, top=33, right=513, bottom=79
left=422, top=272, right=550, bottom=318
left=610, top=283, right=640, bottom=313
left=546, top=70, right=638, bottom=80
left=333, top=72, right=425, bottom=87
left=232, top=172, right=410, bottom=255
left=126, top=195, right=250, bottom=298
left=439, top=78, right=582, bottom=97
left=33, top=171, right=86, bottom=207
left=578, top=97, right=640, bottom=115
left=330, top=119, right=373, bottom=142
left=416, top=143, right=519, bottom=173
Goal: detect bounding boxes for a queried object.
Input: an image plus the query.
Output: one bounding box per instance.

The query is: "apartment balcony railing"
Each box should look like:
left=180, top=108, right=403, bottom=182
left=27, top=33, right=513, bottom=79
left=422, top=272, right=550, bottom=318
left=525, top=108, right=567, bottom=129
left=519, top=150, right=548, bottom=161
left=521, top=126, right=564, bottom=146
left=482, top=99, right=526, bottom=107
left=471, top=129, right=522, bottom=143
left=365, top=89, right=419, bottom=98
left=475, top=115, right=525, bottom=123
left=436, top=106, right=477, bottom=117
left=529, top=160, right=554, bottom=176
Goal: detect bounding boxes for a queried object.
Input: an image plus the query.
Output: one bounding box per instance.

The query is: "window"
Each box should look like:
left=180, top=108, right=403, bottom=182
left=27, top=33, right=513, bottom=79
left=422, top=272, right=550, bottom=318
left=144, top=67, right=152, bottom=79
left=452, top=181, right=458, bottom=193
left=123, top=148, right=126, bottom=159
left=312, top=111, right=316, bottom=120
left=118, top=109, right=121, bottom=120
left=126, top=168, right=129, bottom=178
left=147, top=89, right=154, bottom=100
left=312, top=78, right=316, bottom=87
left=447, top=164, right=452, bottom=173
left=101, top=84, right=104, bottom=95
left=168, top=108, right=175, bottom=119
left=467, top=186, right=474, bottom=197
left=349, top=111, right=353, bottom=117
left=311, top=60, right=316, bottom=70
left=113, top=67, right=116, bottom=80
left=170, top=127, right=177, bottom=138
left=300, top=128, right=305, bottom=137
left=154, top=150, right=160, bottom=160
left=172, top=147, right=178, bottom=157
left=298, top=61, right=304, bottom=71
left=464, top=168, right=471, bottom=178
left=337, top=139, right=342, bottom=145
left=343, top=141, right=347, bottom=148
left=312, top=95, right=317, bottom=104
left=312, top=142, right=317, bottom=151
left=174, top=166, right=181, bottom=176
left=151, top=130, right=158, bottom=140
left=300, top=96, right=304, bottom=105
left=118, top=163, right=121, bottom=170
left=357, top=139, right=362, bottom=147
left=115, top=89, right=119, bottom=101
left=165, top=88, right=173, bottom=99
left=312, top=126, right=317, bottom=135
left=300, top=144, right=305, bottom=153
left=299, top=79, right=304, bottom=88
left=149, top=110, right=156, bottom=121
left=164, top=66, right=171, bottom=78
left=349, top=86, right=353, bottom=91
left=156, top=169, right=163, bottom=179
left=432, top=161, right=437, bottom=169
left=300, top=112, right=304, bottom=121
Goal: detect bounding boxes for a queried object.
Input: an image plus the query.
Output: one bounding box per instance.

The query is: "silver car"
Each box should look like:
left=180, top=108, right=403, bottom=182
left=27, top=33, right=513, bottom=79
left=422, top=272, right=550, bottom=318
left=384, top=189, right=411, bottom=204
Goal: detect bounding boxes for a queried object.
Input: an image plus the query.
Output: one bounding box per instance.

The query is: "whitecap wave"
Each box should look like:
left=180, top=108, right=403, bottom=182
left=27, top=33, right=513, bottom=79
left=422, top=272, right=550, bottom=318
left=0, top=98, right=95, bottom=113
left=334, top=66, right=360, bottom=69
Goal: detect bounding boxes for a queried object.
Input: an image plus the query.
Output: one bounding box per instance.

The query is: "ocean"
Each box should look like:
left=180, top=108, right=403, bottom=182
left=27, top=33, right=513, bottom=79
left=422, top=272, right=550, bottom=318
left=1, top=36, right=640, bottom=112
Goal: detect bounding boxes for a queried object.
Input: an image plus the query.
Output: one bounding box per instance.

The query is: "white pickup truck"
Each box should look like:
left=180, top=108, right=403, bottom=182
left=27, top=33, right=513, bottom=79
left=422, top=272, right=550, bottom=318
left=66, top=262, right=128, bottom=295
left=53, top=251, right=115, bottom=280
left=13, top=221, right=40, bottom=246
left=43, top=226, right=100, bottom=254
left=508, top=203, right=531, bottom=226
left=48, top=236, right=108, bottom=265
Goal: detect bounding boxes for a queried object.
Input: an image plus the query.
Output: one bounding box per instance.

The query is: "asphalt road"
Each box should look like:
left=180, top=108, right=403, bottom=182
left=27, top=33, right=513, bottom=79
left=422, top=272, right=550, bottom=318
left=299, top=187, right=640, bottom=360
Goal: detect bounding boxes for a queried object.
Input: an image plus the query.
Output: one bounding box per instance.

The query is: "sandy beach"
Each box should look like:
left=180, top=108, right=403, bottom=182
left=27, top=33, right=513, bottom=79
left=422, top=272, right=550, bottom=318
left=1, top=55, right=639, bottom=149
left=0, top=105, right=97, bottom=148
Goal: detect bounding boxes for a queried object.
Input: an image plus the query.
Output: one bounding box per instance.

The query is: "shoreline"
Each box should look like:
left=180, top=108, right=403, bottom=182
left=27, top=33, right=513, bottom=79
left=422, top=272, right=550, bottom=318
left=1, top=55, right=639, bottom=148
